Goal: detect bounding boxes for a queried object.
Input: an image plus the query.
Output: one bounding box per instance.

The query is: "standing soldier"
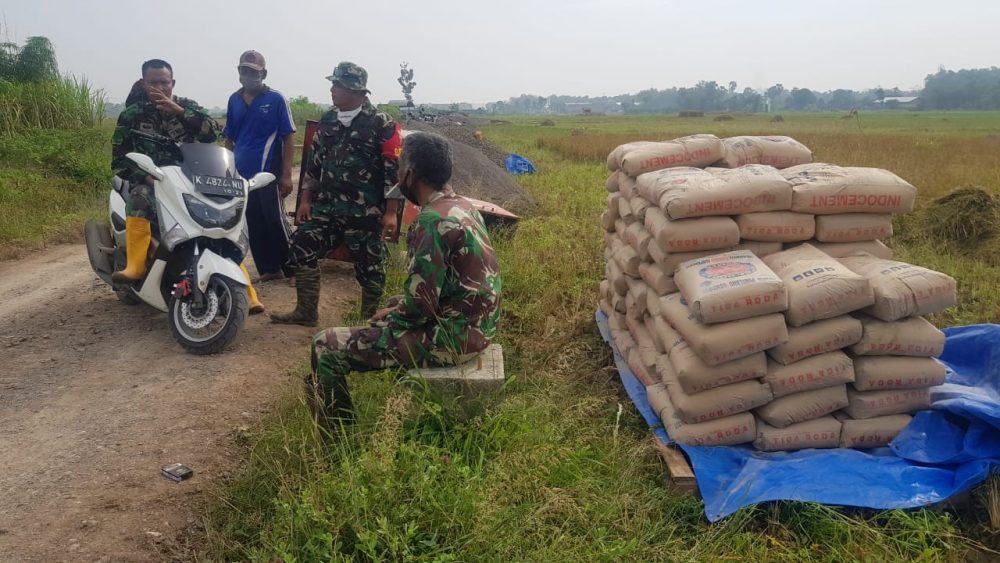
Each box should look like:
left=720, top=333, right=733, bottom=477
left=224, top=50, right=297, bottom=286
left=308, top=132, right=502, bottom=426
left=110, top=58, right=265, bottom=312
left=271, top=62, right=403, bottom=326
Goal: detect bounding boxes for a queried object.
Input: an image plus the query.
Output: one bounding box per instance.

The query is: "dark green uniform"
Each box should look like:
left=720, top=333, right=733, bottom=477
left=288, top=101, right=402, bottom=302
left=111, top=97, right=220, bottom=219
left=309, top=186, right=502, bottom=419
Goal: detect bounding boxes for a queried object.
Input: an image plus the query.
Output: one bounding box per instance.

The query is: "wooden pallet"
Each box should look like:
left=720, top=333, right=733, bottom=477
left=652, top=438, right=699, bottom=496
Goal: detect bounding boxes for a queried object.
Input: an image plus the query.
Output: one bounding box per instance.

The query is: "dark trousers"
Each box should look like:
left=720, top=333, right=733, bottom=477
left=246, top=182, right=291, bottom=276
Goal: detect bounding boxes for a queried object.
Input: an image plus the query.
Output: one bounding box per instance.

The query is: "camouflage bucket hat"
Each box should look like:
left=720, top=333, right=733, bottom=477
left=326, top=61, right=370, bottom=93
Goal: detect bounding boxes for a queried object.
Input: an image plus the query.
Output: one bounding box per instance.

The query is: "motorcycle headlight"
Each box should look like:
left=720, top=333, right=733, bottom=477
left=183, top=194, right=244, bottom=230
left=163, top=223, right=190, bottom=250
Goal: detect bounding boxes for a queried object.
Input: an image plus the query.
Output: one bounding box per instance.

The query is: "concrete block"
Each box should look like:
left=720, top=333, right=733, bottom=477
left=408, top=344, right=505, bottom=396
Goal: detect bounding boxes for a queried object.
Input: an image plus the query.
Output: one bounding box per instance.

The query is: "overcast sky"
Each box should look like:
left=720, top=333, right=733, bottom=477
left=3, top=1, right=998, bottom=108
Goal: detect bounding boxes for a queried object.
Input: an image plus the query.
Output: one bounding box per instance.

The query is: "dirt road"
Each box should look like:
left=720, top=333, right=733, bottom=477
left=0, top=244, right=358, bottom=562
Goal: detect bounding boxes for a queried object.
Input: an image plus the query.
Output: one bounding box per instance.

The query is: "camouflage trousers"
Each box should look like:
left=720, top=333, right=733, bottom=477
left=125, top=182, right=156, bottom=221
left=309, top=324, right=476, bottom=419
left=287, top=213, right=386, bottom=301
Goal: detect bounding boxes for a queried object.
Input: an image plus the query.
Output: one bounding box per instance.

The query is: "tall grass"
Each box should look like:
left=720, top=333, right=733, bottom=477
left=0, top=75, right=106, bottom=135
left=196, top=114, right=1000, bottom=561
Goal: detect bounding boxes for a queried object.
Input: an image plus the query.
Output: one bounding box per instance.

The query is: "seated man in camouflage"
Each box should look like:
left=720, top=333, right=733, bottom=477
left=111, top=58, right=264, bottom=312
left=308, top=131, right=502, bottom=425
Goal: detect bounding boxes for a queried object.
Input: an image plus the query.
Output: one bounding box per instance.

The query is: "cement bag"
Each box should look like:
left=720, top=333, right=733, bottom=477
left=660, top=293, right=789, bottom=366
left=601, top=210, right=616, bottom=233
left=606, top=171, right=620, bottom=193
left=612, top=329, right=635, bottom=359
left=754, top=416, right=842, bottom=451
left=674, top=250, right=788, bottom=323
left=844, top=387, right=931, bottom=419
left=619, top=134, right=724, bottom=177
left=599, top=279, right=612, bottom=304
left=625, top=278, right=649, bottom=320
left=639, top=261, right=678, bottom=296
left=643, top=317, right=666, bottom=354
left=646, top=383, right=672, bottom=419
left=718, top=136, right=813, bottom=169
left=662, top=358, right=772, bottom=423
left=647, top=244, right=733, bottom=276
left=755, top=385, right=849, bottom=428
left=653, top=317, right=767, bottom=391
left=619, top=173, right=638, bottom=199
left=733, top=240, right=783, bottom=257
left=627, top=348, right=657, bottom=387
left=637, top=164, right=792, bottom=220
left=737, top=212, right=815, bottom=242
left=607, top=141, right=657, bottom=171
left=837, top=413, right=911, bottom=448
left=607, top=258, right=629, bottom=296
left=784, top=163, right=918, bottom=215
left=624, top=222, right=654, bottom=262
left=630, top=195, right=654, bottom=224
left=617, top=195, right=635, bottom=225
left=768, top=315, right=864, bottom=365
left=652, top=318, right=767, bottom=393
left=805, top=240, right=893, bottom=259
left=852, top=356, right=947, bottom=391
left=607, top=192, right=621, bottom=221
left=815, top=214, right=893, bottom=243
left=647, top=289, right=662, bottom=317
left=612, top=244, right=641, bottom=278
left=644, top=207, right=740, bottom=253
left=763, top=244, right=874, bottom=327
left=611, top=290, right=627, bottom=314
left=850, top=314, right=945, bottom=357
left=763, top=351, right=855, bottom=398
left=839, top=255, right=958, bottom=321
left=649, top=384, right=757, bottom=446
left=602, top=303, right=626, bottom=333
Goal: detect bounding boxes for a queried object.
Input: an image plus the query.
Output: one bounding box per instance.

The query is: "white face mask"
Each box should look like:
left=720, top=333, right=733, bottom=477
left=337, top=106, right=362, bottom=126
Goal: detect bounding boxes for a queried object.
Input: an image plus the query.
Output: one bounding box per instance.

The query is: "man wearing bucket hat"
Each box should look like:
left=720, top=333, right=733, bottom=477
left=224, top=50, right=297, bottom=288
left=271, top=62, right=403, bottom=326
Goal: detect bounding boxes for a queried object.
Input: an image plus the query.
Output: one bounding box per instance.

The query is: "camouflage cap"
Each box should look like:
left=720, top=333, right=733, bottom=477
left=238, top=50, right=266, bottom=71
left=326, top=61, right=370, bottom=93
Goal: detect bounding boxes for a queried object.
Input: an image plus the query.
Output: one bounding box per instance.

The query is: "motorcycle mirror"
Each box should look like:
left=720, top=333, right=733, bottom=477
left=248, top=172, right=276, bottom=191
left=125, top=153, right=164, bottom=180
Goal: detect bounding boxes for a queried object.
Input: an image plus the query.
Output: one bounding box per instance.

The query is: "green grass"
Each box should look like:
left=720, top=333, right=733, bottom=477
left=0, top=125, right=110, bottom=257
left=0, top=75, right=106, bottom=136
left=198, top=113, right=1000, bottom=561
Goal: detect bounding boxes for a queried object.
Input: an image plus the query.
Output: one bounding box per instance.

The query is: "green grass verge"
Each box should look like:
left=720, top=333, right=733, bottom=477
left=0, top=125, right=111, bottom=258
left=199, top=115, right=999, bottom=561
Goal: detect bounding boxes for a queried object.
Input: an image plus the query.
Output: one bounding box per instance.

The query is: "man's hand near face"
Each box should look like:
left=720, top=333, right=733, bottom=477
left=148, top=87, right=184, bottom=116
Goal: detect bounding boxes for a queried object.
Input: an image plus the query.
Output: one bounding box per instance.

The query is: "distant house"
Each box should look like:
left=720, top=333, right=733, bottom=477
left=561, top=101, right=623, bottom=115
left=880, top=96, right=919, bottom=109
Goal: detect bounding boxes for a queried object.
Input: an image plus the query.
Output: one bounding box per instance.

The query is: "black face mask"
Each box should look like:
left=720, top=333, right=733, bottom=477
left=399, top=173, right=420, bottom=206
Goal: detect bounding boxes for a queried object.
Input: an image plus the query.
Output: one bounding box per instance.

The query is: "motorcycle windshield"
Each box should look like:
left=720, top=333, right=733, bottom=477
left=179, top=143, right=241, bottom=182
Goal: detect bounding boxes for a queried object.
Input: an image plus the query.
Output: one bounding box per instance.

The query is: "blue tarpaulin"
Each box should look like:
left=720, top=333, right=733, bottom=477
left=597, top=311, right=1000, bottom=522
left=505, top=154, right=536, bottom=175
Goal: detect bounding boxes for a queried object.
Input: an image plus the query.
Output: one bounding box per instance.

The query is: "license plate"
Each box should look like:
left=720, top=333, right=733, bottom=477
left=193, top=175, right=245, bottom=197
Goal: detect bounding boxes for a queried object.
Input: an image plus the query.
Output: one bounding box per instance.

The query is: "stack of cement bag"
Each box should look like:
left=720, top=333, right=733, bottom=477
left=780, top=163, right=919, bottom=259
left=599, top=134, right=957, bottom=452
left=835, top=254, right=957, bottom=448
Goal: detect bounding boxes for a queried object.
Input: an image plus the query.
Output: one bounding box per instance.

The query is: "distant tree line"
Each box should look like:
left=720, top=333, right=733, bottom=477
left=485, top=67, right=1000, bottom=114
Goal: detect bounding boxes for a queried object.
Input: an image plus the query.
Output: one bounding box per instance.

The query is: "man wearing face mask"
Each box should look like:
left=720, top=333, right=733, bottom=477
left=224, top=50, right=297, bottom=286
left=306, top=132, right=502, bottom=426
left=271, top=62, right=403, bottom=326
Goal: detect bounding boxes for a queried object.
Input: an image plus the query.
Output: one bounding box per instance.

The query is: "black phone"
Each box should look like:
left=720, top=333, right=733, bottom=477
left=161, top=463, right=194, bottom=482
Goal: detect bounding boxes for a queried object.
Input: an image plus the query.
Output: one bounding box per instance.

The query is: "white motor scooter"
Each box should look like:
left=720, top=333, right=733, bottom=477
left=85, top=132, right=274, bottom=354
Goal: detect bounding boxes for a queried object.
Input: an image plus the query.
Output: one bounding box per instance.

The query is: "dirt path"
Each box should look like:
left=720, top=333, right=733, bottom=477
left=0, top=241, right=359, bottom=562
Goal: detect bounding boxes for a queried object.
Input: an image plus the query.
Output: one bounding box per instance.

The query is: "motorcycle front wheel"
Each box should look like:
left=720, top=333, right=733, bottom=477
left=168, top=274, right=248, bottom=355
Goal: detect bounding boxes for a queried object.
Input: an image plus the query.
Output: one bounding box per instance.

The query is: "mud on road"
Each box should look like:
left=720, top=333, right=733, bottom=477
left=0, top=244, right=357, bottom=562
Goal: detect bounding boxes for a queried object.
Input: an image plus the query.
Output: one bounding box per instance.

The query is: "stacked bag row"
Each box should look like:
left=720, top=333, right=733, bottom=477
left=599, top=134, right=957, bottom=451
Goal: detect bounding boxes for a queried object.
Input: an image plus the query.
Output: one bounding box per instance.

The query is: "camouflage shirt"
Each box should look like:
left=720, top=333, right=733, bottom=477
left=385, top=187, right=502, bottom=355
left=302, top=100, right=402, bottom=223
left=111, top=96, right=220, bottom=183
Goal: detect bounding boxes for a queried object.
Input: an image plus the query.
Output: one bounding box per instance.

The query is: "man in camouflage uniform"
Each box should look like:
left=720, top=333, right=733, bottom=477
left=110, top=58, right=265, bottom=312
left=308, top=132, right=502, bottom=425
left=271, top=62, right=403, bottom=326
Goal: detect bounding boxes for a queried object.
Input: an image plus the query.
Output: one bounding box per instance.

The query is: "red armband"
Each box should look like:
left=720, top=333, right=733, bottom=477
left=382, top=122, right=402, bottom=160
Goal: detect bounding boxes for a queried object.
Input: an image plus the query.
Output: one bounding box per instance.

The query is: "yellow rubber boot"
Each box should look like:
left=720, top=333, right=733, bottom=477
left=240, top=263, right=265, bottom=315
left=111, top=217, right=152, bottom=284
